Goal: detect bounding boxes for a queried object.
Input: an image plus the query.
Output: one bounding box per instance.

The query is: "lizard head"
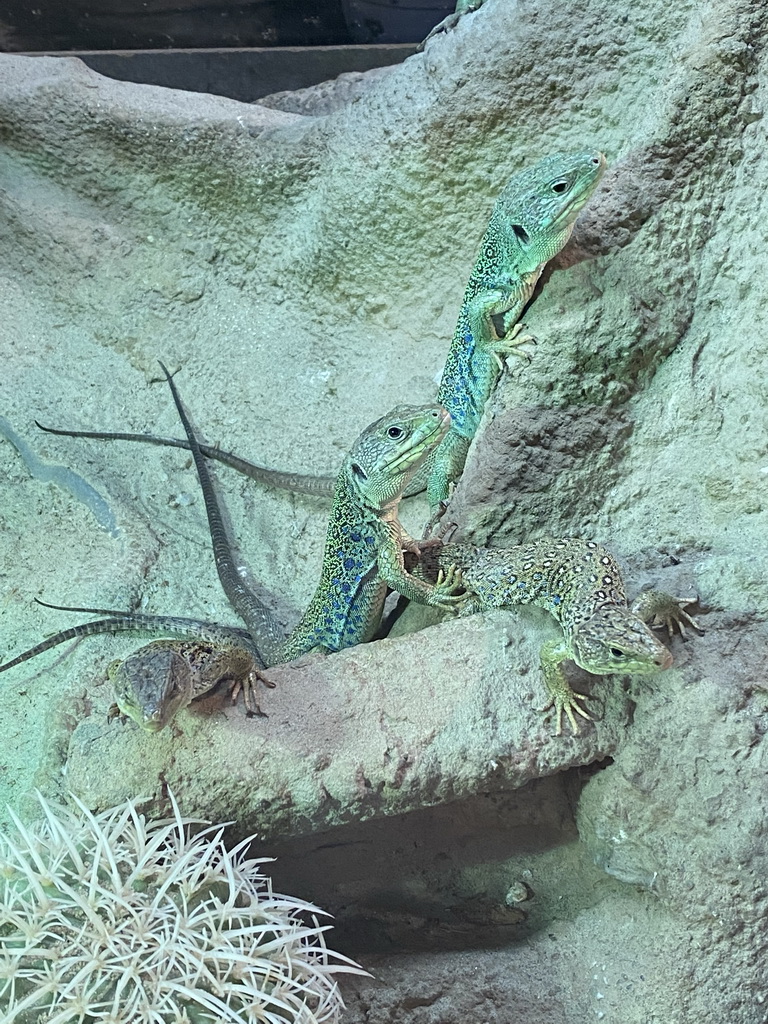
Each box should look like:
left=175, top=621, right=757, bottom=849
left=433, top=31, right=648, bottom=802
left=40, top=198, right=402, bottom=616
left=570, top=605, right=674, bottom=676
left=109, top=641, right=194, bottom=732
left=343, top=404, right=450, bottom=509
left=494, top=150, right=607, bottom=268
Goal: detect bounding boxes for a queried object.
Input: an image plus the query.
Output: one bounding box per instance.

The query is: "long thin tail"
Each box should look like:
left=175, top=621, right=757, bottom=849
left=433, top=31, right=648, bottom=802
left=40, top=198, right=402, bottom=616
left=0, top=612, right=259, bottom=673
left=35, top=422, right=337, bottom=497
left=159, top=363, right=286, bottom=666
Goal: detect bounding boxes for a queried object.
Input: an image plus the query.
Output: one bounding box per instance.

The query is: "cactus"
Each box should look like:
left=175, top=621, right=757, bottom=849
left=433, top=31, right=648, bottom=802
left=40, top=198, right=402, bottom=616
left=0, top=791, right=363, bottom=1023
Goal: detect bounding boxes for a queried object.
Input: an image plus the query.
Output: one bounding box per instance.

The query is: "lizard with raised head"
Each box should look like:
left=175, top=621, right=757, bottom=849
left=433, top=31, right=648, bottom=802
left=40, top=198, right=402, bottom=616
left=156, top=364, right=466, bottom=664
left=426, top=149, right=606, bottom=516
left=411, top=537, right=702, bottom=734
left=417, top=0, right=487, bottom=52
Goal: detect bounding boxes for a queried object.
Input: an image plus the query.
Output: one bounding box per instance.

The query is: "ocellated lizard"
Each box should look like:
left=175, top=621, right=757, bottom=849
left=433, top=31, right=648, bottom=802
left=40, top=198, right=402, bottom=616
left=1, top=381, right=466, bottom=726
left=417, top=0, right=487, bottom=51
left=158, top=364, right=466, bottom=664
left=412, top=537, right=702, bottom=734
left=426, top=150, right=606, bottom=514
left=107, top=635, right=259, bottom=732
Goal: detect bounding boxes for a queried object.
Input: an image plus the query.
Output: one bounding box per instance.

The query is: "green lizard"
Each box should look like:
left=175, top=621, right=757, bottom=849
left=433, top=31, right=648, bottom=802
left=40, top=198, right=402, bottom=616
left=426, top=149, right=606, bottom=514
left=413, top=537, right=702, bottom=734
left=157, top=364, right=466, bottom=664
left=2, top=381, right=465, bottom=726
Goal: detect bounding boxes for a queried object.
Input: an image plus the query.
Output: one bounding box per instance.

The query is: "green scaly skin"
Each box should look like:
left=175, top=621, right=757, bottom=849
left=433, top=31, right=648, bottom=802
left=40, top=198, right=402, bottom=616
left=36, top=152, right=607, bottom=515
left=4, top=392, right=467, bottom=730
left=157, top=364, right=467, bottom=663
left=427, top=150, right=607, bottom=514
left=415, top=537, right=702, bottom=735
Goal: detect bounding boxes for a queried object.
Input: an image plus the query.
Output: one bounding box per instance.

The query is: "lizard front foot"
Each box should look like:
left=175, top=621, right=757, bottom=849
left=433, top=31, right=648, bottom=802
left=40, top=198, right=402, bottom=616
left=230, top=668, right=274, bottom=718
left=431, top=564, right=469, bottom=613
left=486, top=322, right=538, bottom=369
left=538, top=641, right=594, bottom=735
left=422, top=496, right=451, bottom=540
left=631, top=591, right=703, bottom=638
left=538, top=686, right=594, bottom=737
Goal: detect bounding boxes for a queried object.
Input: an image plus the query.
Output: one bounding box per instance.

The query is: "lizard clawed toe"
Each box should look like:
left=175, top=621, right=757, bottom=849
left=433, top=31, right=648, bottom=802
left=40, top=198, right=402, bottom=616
left=538, top=689, right=594, bottom=737
left=631, top=591, right=704, bottom=638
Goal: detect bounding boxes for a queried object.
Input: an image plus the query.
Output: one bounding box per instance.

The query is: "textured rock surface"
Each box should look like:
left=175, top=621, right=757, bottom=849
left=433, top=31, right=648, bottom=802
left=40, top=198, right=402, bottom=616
left=258, top=65, right=398, bottom=116
left=1, top=0, right=767, bottom=1019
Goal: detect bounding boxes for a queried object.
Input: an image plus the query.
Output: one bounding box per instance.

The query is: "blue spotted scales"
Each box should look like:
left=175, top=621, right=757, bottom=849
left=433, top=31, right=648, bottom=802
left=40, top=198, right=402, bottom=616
left=157, top=365, right=467, bottom=665
left=414, top=537, right=702, bottom=734
left=0, top=379, right=466, bottom=729
left=275, top=402, right=467, bottom=661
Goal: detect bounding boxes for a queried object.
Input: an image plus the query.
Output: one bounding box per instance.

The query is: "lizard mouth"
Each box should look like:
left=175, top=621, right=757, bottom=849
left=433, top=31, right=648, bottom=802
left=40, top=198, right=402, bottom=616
left=552, top=192, right=594, bottom=230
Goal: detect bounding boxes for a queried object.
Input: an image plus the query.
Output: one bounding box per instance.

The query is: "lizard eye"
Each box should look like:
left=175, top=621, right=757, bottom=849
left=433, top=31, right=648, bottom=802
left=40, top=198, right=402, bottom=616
left=610, top=647, right=625, bottom=658
left=512, top=224, right=530, bottom=244
left=552, top=179, right=569, bottom=194
left=387, top=426, right=405, bottom=439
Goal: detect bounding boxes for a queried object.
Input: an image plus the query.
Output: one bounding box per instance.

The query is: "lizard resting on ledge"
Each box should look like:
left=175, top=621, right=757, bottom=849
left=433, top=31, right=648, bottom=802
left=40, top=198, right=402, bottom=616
left=0, top=535, right=703, bottom=737
left=0, top=606, right=262, bottom=731
left=33, top=377, right=704, bottom=735
left=411, top=537, right=702, bottom=735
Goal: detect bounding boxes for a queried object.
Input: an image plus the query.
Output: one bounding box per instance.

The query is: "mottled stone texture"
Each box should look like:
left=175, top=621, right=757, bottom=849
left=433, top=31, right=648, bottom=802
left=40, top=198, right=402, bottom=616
left=1, top=0, right=767, bottom=1019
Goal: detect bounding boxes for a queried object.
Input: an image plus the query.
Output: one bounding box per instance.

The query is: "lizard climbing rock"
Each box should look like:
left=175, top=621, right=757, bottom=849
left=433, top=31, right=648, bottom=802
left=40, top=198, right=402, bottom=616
left=414, top=537, right=702, bottom=735
left=157, top=364, right=467, bottom=665
left=427, top=150, right=607, bottom=515
left=417, top=0, right=486, bottom=51
left=2, top=376, right=467, bottom=731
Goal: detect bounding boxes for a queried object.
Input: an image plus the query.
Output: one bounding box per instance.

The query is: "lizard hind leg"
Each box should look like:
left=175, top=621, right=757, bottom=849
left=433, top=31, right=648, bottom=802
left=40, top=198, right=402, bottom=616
left=631, top=591, right=703, bottom=638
